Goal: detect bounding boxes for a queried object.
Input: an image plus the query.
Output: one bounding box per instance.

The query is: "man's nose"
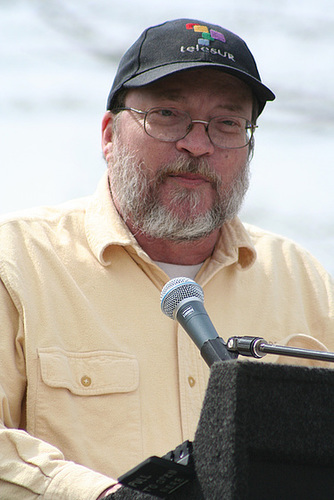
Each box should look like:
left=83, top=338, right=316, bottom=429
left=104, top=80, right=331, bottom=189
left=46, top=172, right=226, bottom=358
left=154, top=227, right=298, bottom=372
left=175, top=121, right=215, bottom=157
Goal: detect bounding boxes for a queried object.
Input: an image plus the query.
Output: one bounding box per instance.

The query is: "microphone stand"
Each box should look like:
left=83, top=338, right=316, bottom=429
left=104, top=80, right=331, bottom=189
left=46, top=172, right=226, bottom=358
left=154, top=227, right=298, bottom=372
left=226, top=335, right=334, bottom=363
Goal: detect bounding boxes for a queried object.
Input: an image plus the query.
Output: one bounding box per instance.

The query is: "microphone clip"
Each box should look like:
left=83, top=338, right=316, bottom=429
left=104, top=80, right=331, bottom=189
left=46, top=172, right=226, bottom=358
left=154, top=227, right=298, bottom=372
left=201, top=337, right=238, bottom=366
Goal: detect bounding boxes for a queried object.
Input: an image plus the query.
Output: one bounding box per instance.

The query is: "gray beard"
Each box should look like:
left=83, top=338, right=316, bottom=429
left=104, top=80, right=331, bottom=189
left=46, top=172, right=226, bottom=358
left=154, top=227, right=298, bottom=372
left=108, top=142, right=250, bottom=242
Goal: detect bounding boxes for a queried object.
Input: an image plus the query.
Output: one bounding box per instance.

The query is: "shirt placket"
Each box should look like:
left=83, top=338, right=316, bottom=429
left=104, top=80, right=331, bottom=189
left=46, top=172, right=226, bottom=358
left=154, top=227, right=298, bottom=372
left=177, top=322, right=210, bottom=441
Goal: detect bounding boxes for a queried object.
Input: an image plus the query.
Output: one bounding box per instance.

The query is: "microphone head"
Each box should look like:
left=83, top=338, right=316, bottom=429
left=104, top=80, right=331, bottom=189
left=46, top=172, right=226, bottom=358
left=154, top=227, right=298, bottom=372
left=160, top=277, right=204, bottom=319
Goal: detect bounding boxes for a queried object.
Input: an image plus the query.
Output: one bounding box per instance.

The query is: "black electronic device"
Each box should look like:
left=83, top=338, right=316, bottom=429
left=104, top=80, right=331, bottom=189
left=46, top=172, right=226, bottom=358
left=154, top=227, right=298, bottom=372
left=118, top=441, right=195, bottom=498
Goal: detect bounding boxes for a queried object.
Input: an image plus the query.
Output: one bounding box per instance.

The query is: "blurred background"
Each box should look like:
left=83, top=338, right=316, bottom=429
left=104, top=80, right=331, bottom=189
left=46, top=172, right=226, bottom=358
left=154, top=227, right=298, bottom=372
left=1, top=0, right=333, bottom=274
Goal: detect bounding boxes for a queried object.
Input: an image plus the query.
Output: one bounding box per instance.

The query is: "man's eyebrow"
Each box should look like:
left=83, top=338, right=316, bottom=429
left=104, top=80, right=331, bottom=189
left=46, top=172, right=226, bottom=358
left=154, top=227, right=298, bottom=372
left=151, top=89, right=186, bottom=102
left=215, top=103, right=246, bottom=113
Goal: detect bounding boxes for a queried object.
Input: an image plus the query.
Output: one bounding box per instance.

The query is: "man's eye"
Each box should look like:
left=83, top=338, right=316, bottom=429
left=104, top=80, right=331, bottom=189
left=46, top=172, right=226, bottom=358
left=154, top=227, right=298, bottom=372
left=213, top=117, right=243, bottom=133
left=217, top=118, right=239, bottom=127
left=149, top=108, right=185, bottom=123
left=157, top=108, right=179, bottom=118
left=161, top=109, right=173, bottom=116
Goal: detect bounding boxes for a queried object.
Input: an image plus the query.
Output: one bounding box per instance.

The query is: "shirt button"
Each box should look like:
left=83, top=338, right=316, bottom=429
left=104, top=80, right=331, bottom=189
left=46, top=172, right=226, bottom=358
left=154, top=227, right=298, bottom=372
left=188, top=376, right=196, bottom=388
left=81, top=375, right=92, bottom=387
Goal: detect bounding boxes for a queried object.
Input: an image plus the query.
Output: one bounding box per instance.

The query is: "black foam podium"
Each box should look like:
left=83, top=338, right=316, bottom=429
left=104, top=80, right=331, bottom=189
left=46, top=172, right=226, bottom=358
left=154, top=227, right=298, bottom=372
left=112, top=361, right=334, bottom=499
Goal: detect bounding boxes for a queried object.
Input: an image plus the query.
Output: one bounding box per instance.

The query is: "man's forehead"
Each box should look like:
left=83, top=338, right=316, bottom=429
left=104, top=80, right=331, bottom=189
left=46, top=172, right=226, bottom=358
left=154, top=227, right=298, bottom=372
left=127, top=68, right=253, bottom=102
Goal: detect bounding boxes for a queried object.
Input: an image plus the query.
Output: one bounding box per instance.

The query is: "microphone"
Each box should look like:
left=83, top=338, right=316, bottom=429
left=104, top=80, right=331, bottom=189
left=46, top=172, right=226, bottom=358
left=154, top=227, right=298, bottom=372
left=160, top=277, right=237, bottom=367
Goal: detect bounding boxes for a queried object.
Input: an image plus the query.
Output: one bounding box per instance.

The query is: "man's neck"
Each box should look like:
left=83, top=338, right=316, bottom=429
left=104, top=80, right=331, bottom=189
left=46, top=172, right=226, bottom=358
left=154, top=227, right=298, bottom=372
left=128, top=222, right=220, bottom=265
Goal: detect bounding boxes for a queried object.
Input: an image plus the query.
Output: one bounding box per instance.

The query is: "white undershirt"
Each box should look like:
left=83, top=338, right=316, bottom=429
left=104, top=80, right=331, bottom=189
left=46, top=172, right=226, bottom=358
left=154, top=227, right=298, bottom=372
left=155, top=261, right=203, bottom=280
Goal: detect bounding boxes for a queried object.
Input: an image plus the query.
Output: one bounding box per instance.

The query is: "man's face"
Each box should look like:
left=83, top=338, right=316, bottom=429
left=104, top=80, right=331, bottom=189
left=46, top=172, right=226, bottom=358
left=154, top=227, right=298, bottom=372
left=102, top=68, right=254, bottom=241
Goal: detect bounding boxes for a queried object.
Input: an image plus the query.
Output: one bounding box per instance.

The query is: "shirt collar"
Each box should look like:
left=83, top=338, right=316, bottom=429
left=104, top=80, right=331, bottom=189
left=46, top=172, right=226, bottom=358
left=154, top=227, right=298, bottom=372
left=85, top=173, right=137, bottom=265
left=85, top=172, right=257, bottom=270
left=212, top=218, right=257, bottom=270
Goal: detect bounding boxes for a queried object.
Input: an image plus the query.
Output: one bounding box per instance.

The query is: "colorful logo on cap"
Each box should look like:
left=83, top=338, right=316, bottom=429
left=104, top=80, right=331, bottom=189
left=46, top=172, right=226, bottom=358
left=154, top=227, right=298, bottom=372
left=186, top=23, right=226, bottom=46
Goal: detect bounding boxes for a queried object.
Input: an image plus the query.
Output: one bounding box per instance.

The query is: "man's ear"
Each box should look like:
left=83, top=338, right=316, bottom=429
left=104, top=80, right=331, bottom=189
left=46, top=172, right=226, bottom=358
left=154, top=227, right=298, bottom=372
left=101, top=111, right=114, bottom=157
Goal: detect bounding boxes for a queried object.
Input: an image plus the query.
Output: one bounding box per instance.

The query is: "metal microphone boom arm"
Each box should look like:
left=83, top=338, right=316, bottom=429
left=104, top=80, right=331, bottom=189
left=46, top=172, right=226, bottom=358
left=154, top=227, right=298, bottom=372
left=227, top=336, right=334, bottom=363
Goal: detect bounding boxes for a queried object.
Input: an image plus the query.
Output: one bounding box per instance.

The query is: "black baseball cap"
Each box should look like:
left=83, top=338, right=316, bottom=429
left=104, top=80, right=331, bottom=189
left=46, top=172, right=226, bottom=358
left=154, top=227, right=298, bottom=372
left=106, top=18, right=275, bottom=116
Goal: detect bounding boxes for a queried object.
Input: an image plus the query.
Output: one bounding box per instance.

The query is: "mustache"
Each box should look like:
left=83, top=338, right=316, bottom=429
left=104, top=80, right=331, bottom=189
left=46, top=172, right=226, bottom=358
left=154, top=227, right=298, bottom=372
left=152, top=156, right=222, bottom=187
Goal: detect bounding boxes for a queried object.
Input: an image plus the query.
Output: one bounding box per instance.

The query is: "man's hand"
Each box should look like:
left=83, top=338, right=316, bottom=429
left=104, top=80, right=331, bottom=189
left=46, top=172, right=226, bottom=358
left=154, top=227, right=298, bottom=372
left=96, top=483, right=122, bottom=499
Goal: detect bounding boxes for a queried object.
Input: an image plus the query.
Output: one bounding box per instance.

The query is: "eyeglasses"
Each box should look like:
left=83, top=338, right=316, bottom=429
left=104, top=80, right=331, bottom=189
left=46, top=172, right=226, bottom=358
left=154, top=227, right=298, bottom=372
left=114, top=106, right=257, bottom=149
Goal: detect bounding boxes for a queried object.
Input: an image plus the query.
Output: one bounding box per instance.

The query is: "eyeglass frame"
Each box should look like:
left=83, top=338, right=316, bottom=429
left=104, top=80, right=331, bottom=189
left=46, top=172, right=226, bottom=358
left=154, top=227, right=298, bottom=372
left=112, top=106, right=258, bottom=150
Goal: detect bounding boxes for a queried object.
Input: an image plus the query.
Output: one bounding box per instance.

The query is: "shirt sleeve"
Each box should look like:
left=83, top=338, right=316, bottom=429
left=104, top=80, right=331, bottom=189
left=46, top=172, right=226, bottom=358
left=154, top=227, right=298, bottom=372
left=0, top=280, right=116, bottom=500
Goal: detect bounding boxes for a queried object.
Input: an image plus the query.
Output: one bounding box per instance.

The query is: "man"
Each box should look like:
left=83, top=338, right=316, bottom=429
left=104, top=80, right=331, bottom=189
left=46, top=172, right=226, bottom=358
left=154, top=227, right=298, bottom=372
left=0, top=18, right=333, bottom=500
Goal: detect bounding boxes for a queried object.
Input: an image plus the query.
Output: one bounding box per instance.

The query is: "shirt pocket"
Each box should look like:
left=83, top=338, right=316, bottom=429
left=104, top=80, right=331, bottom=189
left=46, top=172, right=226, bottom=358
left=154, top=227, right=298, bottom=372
left=32, top=347, right=141, bottom=478
left=38, top=347, right=139, bottom=396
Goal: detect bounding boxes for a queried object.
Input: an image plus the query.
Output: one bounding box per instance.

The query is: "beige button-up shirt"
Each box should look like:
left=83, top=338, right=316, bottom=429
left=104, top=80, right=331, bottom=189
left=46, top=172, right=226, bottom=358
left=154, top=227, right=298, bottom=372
left=0, top=173, right=333, bottom=499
